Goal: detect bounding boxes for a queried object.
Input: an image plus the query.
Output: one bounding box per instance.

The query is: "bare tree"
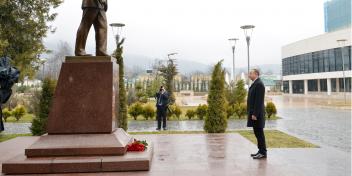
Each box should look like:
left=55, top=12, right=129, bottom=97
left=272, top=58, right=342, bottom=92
left=46, top=41, right=72, bottom=79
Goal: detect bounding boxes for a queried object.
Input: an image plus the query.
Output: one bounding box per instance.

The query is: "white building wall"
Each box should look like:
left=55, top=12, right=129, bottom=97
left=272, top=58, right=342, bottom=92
left=283, top=70, right=352, bottom=81
left=281, top=27, right=352, bottom=99
left=282, top=28, right=351, bottom=58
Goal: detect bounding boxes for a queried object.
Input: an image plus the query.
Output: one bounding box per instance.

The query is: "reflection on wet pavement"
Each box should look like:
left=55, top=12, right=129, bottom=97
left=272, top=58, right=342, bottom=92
left=271, top=95, right=351, bottom=153
left=128, top=120, right=277, bottom=132
left=1, top=134, right=349, bottom=176
left=129, top=95, right=351, bottom=154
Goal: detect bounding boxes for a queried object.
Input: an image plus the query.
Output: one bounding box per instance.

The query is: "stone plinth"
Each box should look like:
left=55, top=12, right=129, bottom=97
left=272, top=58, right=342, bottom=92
left=47, top=56, right=118, bottom=134
left=1, top=56, right=153, bottom=175
left=25, top=129, right=132, bottom=157
left=2, top=142, right=153, bottom=174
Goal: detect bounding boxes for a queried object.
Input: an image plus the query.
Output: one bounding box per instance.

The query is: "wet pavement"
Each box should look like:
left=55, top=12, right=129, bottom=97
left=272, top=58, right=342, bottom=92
left=1, top=94, right=350, bottom=176
left=129, top=95, right=351, bottom=154
left=0, top=134, right=350, bottom=176
left=2, top=95, right=350, bottom=154
left=271, top=96, right=351, bottom=153
left=128, top=120, right=277, bottom=132
left=2, top=123, right=31, bottom=134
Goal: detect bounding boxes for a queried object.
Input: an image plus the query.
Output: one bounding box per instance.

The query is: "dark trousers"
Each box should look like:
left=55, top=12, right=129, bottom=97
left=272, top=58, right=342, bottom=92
left=156, top=106, right=167, bottom=129
left=75, top=8, right=107, bottom=56
left=253, top=127, right=267, bottom=155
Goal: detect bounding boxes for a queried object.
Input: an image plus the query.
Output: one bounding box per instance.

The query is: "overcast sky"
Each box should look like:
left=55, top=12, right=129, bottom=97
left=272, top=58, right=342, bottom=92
left=45, top=0, right=326, bottom=67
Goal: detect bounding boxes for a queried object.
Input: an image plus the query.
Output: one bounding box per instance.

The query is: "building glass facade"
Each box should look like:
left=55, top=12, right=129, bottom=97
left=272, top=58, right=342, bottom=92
left=339, top=77, right=352, bottom=92
left=320, top=79, right=328, bottom=92
left=324, top=0, right=351, bottom=32
left=292, top=80, right=304, bottom=94
left=283, top=81, right=289, bottom=93
left=282, top=46, right=351, bottom=76
left=308, top=80, right=318, bottom=92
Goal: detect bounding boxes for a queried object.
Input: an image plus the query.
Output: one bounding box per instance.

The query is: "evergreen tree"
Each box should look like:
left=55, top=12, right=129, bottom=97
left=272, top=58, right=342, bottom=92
left=226, top=79, right=247, bottom=107
left=142, top=104, right=156, bottom=120
left=0, top=0, right=63, bottom=81
left=159, top=59, right=178, bottom=104
left=204, top=61, right=228, bottom=133
left=265, top=102, right=277, bottom=118
left=30, top=78, right=56, bottom=136
left=128, top=102, right=143, bottom=120
left=113, top=39, right=128, bottom=130
left=185, top=109, right=196, bottom=120
left=233, top=103, right=247, bottom=119
left=12, top=105, right=26, bottom=121
left=146, top=78, right=163, bottom=98
left=196, top=104, right=208, bottom=120
left=234, top=79, right=247, bottom=105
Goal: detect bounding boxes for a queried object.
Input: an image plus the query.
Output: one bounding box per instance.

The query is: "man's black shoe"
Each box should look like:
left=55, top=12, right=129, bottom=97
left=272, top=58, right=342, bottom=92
left=252, top=153, right=267, bottom=159
left=250, top=152, right=259, bottom=157
left=156, top=128, right=161, bottom=131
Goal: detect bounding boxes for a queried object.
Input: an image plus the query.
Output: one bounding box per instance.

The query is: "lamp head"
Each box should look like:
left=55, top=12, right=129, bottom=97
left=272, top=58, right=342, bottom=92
left=240, top=25, right=255, bottom=38
left=167, top=53, right=178, bottom=59
left=110, top=23, right=126, bottom=40
left=228, top=38, right=239, bottom=47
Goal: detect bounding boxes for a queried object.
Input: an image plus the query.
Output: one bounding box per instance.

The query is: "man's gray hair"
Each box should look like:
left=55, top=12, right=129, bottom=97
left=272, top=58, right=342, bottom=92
left=251, top=69, right=260, bottom=76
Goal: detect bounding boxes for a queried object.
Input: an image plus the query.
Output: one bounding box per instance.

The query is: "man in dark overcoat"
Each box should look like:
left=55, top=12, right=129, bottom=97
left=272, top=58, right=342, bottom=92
left=247, top=69, right=267, bottom=159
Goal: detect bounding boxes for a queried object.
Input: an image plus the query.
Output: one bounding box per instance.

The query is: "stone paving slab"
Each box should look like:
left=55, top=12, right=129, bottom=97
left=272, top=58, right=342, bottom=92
left=1, top=134, right=350, bottom=176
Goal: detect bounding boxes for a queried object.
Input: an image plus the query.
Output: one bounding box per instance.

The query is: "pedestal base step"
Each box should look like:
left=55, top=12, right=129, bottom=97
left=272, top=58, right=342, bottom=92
left=2, top=142, right=153, bottom=175
left=25, top=129, right=133, bottom=157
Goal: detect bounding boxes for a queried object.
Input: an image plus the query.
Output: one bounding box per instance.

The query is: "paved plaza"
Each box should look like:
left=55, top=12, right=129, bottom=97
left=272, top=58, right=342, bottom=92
left=1, top=133, right=350, bottom=176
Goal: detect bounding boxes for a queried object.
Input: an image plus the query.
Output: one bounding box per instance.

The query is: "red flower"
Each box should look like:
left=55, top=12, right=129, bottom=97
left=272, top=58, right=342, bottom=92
left=127, top=139, right=148, bottom=152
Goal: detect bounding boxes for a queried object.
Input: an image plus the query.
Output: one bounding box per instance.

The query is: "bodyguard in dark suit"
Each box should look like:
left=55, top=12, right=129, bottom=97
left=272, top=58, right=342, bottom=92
left=155, top=86, right=169, bottom=130
left=247, top=69, right=267, bottom=159
left=75, top=0, right=108, bottom=56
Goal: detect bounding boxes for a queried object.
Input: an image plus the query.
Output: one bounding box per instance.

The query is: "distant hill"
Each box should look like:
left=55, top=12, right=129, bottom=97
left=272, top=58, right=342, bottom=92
left=124, top=54, right=281, bottom=76
left=230, top=64, right=282, bottom=75
left=124, top=54, right=212, bottom=75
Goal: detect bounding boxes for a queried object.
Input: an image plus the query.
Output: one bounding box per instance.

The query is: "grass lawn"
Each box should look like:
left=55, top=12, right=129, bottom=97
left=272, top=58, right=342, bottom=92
left=237, top=130, right=318, bottom=148
left=0, top=133, right=32, bottom=143
left=4, top=114, right=34, bottom=123
left=129, top=130, right=317, bottom=148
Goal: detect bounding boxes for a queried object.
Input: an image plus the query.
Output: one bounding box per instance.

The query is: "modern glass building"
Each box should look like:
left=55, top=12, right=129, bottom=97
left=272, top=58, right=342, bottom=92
left=324, top=0, right=351, bottom=32
left=282, top=28, right=351, bottom=97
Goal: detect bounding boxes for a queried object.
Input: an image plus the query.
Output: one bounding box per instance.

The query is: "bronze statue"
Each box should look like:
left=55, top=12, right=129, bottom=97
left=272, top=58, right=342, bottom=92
left=75, top=0, right=108, bottom=56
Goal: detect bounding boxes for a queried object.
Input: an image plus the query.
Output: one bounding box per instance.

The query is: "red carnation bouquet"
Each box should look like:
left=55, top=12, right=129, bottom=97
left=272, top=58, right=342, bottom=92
left=127, top=139, right=148, bottom=152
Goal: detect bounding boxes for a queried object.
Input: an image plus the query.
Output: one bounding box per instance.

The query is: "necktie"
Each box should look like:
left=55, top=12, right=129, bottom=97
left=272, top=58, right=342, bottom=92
left=158, top=94, right=162, bottom=105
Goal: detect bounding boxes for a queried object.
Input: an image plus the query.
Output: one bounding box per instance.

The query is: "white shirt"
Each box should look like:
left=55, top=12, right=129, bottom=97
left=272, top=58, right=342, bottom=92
left=253, top=77, right=259, bottom=83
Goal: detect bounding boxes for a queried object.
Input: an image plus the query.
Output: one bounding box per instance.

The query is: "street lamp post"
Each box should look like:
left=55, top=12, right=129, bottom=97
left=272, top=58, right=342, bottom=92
left=228, top=38, right=239, bottom=83
left=240, top=25, right=255, bottom=85
left=337, top=39, right=348, bottom=104
left=110, top=23, right=126, bottom=128
left=167, top=53, right=178, bottom=60
left=110, top=23, right=126, bottom=45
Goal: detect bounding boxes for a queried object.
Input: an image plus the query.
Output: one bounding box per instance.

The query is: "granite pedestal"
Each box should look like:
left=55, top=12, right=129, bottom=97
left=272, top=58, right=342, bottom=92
left=1, top=56, right=153, bottom=175
left=47, top=56, right=118, bottom=134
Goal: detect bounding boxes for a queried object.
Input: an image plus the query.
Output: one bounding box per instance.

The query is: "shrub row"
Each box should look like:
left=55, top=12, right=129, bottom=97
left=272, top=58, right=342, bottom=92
left=128, top=103, right=156, bottom=120
left=2, top=105, right=26, bottom=122
left=127, top=101, right=277, bottom=121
